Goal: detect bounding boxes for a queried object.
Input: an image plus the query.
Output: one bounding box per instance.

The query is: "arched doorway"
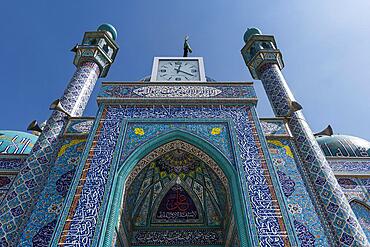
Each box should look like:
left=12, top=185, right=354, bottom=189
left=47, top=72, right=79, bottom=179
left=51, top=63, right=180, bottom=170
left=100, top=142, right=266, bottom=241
left=350, top=200, right=370, bottom=241
left=115, top=140, right=242, bottom=246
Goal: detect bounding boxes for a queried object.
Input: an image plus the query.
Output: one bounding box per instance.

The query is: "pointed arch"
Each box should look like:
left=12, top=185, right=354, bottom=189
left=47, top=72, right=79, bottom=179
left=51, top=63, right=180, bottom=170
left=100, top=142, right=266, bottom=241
left=99, top=130, right=252, bottom=246
left=349, top=199, right=370, bottom=210
left=349, top=199, right=370, bottom=241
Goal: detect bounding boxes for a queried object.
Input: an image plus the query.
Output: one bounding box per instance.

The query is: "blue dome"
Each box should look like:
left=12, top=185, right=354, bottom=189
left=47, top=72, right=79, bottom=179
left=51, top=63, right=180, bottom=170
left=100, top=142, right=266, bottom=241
left=316, top=134, right=370, bottom=158
left=243, top=27, right=262, bottom=43
left=97, top=23, right=117, bottom=40
left=0, top=130, right=38, bottom=155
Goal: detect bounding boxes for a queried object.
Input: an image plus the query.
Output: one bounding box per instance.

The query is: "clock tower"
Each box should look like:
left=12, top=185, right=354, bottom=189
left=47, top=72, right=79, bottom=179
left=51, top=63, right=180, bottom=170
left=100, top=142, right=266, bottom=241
left=151, top=57, right=206, bottom=82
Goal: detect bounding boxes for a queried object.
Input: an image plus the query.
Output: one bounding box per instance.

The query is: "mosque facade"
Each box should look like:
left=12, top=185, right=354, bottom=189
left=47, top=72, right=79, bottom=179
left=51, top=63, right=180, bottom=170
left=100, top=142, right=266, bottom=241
left=0, top=24, right=369, bottom=247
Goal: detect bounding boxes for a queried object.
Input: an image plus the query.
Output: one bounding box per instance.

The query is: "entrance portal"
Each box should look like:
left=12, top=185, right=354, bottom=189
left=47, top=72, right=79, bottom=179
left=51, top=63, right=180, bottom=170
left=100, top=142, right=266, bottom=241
left=116, top=140, right=240, bottom=246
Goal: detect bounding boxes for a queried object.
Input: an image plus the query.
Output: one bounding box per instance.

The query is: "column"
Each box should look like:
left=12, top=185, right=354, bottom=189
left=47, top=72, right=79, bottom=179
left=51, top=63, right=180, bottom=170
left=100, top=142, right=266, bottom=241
left=241, top=28, right=368, bottom=246
left=0, top=24, right=119, bottom=245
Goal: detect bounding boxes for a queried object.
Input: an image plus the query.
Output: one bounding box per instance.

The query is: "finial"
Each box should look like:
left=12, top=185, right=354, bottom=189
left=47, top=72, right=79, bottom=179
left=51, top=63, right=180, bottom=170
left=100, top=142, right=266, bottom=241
left=314, top=125, right=334, bottom=137
left=286, top=100, right=303, bottom=117
left=27, top=120, right=43, bottom=136
left=183, top=35, right=192, bottom=57
left=243, top=27, right=262, bottom=43
left=49, top=99, right=71, bottom=117
left=97, top=23, right=118, bottom=40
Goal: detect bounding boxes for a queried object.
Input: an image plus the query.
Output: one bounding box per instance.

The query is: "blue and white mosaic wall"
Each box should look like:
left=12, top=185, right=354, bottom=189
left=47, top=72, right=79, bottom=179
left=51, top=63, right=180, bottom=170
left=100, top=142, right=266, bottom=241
left=0, top=131, right=37, bottom=205
left=335, top=175, right=370, bottom=241
left=327, top=158, right=370, bottom=242
left=53, top=105, right=293, bottom=246
left=0, top=173, right=18, bottom=204
left=121, top=122, right=235, bottom=167
left=257, top=63, right=368, bottom=246
left=350, top=201, right=370, bottom=240
left=0, top=61, right=100, bottom=246
left=267, top=139, right=329, bottom=246
left=260, top=119, right=290, bottom=137
left=242, top=30, right=369, bottom=244
left=19, top=137, right=87, bottom=246
left=64, top=118, right=94, bottom=136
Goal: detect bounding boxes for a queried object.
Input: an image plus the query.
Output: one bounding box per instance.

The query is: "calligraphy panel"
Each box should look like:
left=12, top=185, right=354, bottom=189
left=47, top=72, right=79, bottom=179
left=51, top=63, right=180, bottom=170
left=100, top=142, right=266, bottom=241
left=153, top=185, right=200, bottom=224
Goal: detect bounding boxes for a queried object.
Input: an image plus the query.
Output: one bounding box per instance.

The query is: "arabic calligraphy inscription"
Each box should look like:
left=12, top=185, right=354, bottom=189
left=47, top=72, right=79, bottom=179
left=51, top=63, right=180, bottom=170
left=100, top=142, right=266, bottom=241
left=155, top=185, right=199, bottom=222
left=133, top=86, right=222, bottom=98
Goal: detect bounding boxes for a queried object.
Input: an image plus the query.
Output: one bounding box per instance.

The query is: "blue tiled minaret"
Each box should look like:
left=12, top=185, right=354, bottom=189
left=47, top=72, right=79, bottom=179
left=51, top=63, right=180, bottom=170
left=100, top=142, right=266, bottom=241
left=0, top=24, right=119, bottom=245
left=241, top=28, right=369, bottom=246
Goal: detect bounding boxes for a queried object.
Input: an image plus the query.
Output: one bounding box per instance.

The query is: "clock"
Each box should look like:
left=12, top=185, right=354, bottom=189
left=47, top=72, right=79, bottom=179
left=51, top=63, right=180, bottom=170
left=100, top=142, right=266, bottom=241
left=150, top=57, right=206, bottom=82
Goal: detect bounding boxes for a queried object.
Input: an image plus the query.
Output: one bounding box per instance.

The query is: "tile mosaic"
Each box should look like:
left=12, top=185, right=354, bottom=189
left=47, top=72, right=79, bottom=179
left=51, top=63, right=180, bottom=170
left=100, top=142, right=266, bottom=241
left=267, top=139, right=329, bottom=246
left=56, top=105, right=289, bottom=247
left=0, top=61, right=99, bottom=245
left=19, top=138, right=86, bottom=246
left=253, top=56, right=367, bottom=245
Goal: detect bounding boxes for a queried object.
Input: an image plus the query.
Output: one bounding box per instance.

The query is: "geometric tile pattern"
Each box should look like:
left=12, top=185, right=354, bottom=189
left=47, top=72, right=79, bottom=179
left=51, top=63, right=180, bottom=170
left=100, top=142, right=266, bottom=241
left=54, top=105, right=290, bottom=247
left=259, top=63, right=369, bottom=246
left=0, top=174, right=17, bottom=205
left=0, top=61, right=100, bottom=246
left=18, top=138, right=86, bottom=246
left=267, top=139, right=329, bottom=246
left=260, top=118, right=290, bottom=137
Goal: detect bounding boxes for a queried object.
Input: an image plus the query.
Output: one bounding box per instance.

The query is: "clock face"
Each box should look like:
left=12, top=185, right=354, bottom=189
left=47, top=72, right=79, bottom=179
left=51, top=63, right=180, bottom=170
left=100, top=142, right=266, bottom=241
left=156, top=60, right=200, bottom=81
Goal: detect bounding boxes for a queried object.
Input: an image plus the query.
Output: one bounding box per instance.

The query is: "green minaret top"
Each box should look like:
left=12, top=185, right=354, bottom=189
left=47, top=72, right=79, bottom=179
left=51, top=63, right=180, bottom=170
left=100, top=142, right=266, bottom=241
left=98, top=23, right=118, bottom=40
left=243, top=27, right=261, bottom=43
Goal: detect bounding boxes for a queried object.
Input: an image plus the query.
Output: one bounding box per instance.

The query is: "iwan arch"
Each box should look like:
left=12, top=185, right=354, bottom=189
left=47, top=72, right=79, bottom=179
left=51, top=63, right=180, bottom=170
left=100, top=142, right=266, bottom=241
left=102, top=131, right=251, bottom=246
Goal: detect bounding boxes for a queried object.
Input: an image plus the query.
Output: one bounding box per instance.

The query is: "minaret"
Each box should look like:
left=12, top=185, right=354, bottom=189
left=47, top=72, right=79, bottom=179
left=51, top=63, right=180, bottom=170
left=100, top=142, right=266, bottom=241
left=241, top=28, right=368, bottom=246
left=0, top=24, right=119, bottom=245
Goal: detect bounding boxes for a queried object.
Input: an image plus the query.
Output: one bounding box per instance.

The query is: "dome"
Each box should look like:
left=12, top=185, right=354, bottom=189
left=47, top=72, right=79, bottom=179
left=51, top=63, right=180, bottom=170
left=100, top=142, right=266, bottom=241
left=316, top=134, right=370, bottom=158
left=243, top=27, right=262, bottom=43
left=0, top=130, right=38, bottom=155
left=97, top=23, right=117, bottom=40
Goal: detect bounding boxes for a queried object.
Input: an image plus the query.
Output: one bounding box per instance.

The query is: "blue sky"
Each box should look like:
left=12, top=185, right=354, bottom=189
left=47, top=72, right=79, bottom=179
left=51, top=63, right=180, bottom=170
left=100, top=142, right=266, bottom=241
left=1, top=1, right=369, bottom=140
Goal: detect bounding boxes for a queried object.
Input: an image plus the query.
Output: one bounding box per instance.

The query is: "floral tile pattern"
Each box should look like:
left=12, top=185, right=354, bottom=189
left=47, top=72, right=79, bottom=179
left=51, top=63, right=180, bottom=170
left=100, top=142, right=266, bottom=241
left=19, top=138, right=86, bottom=246
left=55, top=105, right=290, bottom=247
left=268, top=139, right=329, bottom=246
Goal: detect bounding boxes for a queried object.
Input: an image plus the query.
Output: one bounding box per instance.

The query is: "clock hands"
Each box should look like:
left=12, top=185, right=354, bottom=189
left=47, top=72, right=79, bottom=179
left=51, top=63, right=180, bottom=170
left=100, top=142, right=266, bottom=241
left=179, top=70, right=194, bottom=76
left=160, top=61, right=196, bottom=80
left=174, top=68, right=194, bottom=77
left=176, top=64, right=182, bottom=74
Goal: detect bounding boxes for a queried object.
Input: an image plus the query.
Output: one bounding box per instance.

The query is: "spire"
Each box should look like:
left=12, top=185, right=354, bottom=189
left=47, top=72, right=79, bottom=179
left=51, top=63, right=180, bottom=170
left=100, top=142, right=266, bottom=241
left=0, top=24, right=120, bottom=246
left=241, top=27, right=369, bottom=246
left=183, top=35, right=192, bottom=57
